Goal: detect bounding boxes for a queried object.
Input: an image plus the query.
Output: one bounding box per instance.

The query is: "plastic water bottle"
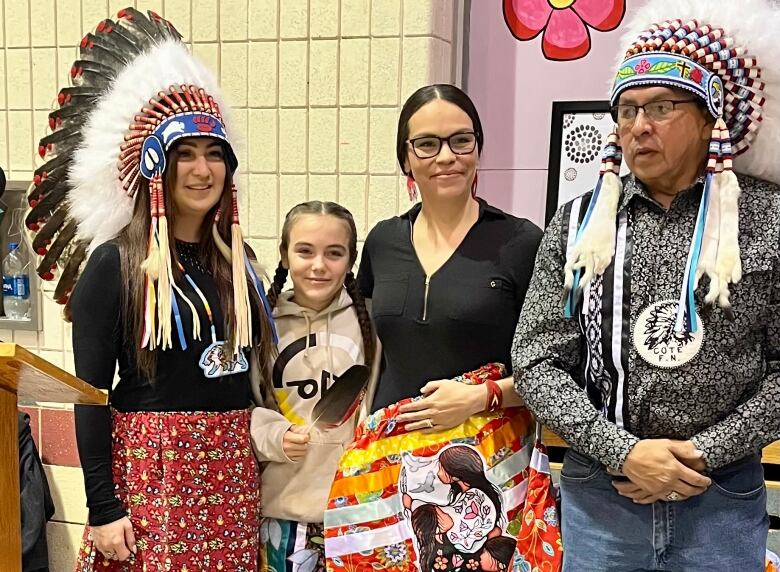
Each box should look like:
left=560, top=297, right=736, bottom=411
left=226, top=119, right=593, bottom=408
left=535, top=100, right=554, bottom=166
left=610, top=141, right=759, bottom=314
left=2, top=242, right=31, bottom=319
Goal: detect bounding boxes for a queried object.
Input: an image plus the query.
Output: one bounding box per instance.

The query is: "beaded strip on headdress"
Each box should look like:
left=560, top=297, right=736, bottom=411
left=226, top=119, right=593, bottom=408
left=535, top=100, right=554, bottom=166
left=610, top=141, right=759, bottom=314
left=27, top=7, right=277, bottom=352
left=564, top=12, right=769, bottom=333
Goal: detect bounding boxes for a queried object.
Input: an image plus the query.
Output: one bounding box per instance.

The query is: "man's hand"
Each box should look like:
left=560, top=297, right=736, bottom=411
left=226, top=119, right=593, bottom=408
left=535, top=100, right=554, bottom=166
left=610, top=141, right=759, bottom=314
left=668, top=440, right=707, bottom=472
left=614, top=439, right=710, bottom=503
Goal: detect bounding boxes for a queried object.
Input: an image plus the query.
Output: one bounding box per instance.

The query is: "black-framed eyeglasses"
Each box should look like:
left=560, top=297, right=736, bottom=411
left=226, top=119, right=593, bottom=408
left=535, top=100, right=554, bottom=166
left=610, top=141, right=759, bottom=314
left=407, top=131, right=478, bottom=159
left=610, top=99, right=699, bottom=127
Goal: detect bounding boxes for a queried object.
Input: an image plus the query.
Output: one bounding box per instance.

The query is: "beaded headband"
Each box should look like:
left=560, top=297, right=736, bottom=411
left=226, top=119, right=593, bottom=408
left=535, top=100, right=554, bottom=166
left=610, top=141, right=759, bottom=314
left=614, top=18, right=765, bottom=155
left=612, top=53, right=725, bottom=119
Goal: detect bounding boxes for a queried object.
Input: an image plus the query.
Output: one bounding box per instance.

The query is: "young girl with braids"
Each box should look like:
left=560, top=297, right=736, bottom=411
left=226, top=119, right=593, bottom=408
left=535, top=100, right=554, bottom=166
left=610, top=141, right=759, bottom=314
left=250, top=201, right=376, bottom=572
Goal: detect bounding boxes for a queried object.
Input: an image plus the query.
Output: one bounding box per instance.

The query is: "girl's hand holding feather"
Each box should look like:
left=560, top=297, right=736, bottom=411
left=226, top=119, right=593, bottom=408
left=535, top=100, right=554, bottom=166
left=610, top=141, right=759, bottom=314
left=282, top=425, right=310, bottom=462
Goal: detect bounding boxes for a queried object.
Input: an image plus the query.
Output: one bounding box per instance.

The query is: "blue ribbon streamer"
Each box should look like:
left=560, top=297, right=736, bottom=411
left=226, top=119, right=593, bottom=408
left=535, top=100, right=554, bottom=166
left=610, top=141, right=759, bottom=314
left=684, top=173, right=712, bottom=333
left=170, top=287, right=188, bottom=350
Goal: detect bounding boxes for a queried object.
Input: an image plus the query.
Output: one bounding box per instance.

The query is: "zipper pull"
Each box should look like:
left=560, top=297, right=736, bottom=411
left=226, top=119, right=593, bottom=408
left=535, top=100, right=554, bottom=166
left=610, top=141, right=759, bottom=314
left=422, top=275, right=431, bottom=321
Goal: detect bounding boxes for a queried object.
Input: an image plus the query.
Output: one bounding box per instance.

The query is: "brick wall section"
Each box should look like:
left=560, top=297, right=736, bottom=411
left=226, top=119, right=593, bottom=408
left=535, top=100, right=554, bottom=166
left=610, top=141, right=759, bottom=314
left=1, top=1, right=462, bottom=569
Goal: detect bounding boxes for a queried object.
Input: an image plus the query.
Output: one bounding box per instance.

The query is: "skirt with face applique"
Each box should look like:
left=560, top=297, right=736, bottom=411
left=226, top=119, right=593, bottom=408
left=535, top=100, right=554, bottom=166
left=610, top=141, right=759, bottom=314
left=75, top=409, right=260, bottom=572
left=322, top=364, right=550, bottom=572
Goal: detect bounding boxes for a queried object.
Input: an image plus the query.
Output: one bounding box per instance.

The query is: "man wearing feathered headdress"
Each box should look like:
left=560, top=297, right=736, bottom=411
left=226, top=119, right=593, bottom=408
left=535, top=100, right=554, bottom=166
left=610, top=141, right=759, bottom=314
left=512, top=0, right=780, bottom=568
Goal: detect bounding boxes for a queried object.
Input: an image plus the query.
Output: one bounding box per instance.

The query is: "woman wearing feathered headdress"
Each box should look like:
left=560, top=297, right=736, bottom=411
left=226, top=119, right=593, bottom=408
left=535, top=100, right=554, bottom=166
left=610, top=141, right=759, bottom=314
left=26, top=9, right=276, bottom=570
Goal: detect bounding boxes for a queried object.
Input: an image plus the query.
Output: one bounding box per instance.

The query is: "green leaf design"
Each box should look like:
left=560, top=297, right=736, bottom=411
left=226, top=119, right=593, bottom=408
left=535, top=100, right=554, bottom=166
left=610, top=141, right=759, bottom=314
left=356, top=489, right=382, bottom=503
left=617, top=66, right=636, bottom=79
left=506, top=518, right=522, bottom=536
left=648, top=61, right=678, bottom=74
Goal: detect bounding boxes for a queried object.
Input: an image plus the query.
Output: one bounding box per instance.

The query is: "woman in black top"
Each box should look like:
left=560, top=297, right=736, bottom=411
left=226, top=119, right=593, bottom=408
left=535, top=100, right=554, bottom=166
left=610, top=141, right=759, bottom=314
left=358, top=84, right=543, bottom=428
left=31, top=13, right=275, bottom=570
left=72, top=144, right=272, bottom=571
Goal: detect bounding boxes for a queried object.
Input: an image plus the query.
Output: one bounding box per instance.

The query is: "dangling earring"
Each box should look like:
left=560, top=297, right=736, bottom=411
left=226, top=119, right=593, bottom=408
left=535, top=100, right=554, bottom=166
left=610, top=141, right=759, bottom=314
left=406, top=174, right=418, bottom=202
left=471, top=172, right=479, bottom=198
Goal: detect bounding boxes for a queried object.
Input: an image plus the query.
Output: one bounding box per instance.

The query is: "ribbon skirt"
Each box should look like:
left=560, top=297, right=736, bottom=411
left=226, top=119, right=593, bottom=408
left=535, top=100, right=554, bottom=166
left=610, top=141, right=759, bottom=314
left=323, top=364, right=545, bottom=571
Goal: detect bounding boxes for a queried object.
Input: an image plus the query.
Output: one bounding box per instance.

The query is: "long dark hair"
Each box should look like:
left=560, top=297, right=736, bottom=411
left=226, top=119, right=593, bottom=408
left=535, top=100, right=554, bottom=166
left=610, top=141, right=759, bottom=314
left=396, top=84, right=485, bottom=176
left=117, top=140, right=273, bottom=379
left=266, top=201, right=374, bottom=370
left=411, top=504, right=438, bottom=571
left=439, top=446, right=504, bottom=525
left=482, top=536, right=516, bottom=571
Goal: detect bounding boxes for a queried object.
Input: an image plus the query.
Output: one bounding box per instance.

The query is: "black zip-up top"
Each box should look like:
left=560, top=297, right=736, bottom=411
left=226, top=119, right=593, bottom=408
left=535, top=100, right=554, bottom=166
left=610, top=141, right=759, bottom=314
left=358, top=199, right=542, bottom=411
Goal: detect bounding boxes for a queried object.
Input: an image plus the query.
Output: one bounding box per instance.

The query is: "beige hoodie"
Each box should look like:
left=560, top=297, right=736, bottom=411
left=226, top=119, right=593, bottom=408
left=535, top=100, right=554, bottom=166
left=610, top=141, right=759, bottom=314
left=250, top=289, right=377, bottom=523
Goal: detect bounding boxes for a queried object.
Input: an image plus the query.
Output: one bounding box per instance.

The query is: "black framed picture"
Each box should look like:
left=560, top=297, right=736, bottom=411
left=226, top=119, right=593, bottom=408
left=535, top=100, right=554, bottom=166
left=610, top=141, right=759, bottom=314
left=546, top=100, right=626, bottom=225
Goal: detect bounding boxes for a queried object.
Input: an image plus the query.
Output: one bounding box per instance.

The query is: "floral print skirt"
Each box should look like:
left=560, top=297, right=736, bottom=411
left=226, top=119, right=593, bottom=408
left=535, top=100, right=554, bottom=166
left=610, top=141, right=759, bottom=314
left=75, top=409, right=260, bottom=572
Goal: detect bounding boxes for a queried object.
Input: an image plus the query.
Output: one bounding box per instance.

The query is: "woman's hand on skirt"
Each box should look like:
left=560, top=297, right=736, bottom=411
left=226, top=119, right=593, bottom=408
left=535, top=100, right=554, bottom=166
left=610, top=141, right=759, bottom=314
left=92, top=516, right=136, bottom=561
left=397, top=379, right=486, bottom=432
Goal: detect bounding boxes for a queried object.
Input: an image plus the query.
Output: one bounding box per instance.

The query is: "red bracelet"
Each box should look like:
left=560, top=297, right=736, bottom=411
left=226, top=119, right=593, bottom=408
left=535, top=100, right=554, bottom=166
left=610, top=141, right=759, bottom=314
left=485, top=378, right=503, bottom=412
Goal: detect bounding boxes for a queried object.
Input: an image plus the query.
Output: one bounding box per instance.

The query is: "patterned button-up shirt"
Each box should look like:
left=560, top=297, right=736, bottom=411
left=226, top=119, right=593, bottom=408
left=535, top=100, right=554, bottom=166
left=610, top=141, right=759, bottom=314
left=512, top=173, right=780, bottom=470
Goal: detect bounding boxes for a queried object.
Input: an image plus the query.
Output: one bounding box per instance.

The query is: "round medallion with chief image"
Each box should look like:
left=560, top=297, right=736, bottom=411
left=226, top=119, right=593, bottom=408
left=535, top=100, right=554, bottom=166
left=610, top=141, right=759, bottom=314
left=633, top=300, right=704, bottom=369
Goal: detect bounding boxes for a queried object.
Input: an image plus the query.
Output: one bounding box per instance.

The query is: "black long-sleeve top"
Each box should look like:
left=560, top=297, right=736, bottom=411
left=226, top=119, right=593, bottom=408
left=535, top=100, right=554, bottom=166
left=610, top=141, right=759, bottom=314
left=358, top=199, right=543, bottom=410
left=71, top=241, right=252, bottom=525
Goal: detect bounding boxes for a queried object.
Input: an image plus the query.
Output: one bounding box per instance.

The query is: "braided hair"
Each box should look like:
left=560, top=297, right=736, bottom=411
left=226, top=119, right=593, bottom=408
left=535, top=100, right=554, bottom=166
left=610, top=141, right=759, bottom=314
left=268, top=201, right=374, bottom=369
left=344, top=270, right=374, bottom=370
left=266, top=261, right=288, bottom=309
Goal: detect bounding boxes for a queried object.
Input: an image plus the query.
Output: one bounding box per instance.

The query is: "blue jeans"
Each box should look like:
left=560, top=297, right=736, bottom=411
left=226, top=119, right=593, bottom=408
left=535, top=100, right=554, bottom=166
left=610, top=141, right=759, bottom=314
left=559, top=449, right=768, bottom=571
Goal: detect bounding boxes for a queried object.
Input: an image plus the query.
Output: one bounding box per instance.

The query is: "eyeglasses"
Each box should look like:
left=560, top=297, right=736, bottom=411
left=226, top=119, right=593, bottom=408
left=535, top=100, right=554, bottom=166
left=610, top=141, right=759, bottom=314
left=610, top=99, right=699, bottom=127
left=407, top=131, right=478, bottom=159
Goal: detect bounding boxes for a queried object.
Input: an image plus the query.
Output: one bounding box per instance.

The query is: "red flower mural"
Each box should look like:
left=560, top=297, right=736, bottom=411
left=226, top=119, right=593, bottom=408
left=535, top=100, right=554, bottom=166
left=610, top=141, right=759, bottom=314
left=504, top=0, right=626, bottom=61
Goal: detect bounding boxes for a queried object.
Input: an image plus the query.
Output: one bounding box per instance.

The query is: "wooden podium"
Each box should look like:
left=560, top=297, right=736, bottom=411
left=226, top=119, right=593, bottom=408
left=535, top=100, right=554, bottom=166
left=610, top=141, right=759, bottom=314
left=0, top=343, right=106, bottom=570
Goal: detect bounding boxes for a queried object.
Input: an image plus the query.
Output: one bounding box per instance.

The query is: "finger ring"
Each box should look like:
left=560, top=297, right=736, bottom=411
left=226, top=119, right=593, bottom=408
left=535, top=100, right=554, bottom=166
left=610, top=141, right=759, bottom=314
left=422, top=419, right=434, bottom=429
left=104, top=550, right=116, bottom=559
left=665, top=491, right=680, bottom=502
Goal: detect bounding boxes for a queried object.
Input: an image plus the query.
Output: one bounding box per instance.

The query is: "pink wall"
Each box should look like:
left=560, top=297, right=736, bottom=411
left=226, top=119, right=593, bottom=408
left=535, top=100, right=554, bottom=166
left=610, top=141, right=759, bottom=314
left=467, top=0, right=647, bottom=226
